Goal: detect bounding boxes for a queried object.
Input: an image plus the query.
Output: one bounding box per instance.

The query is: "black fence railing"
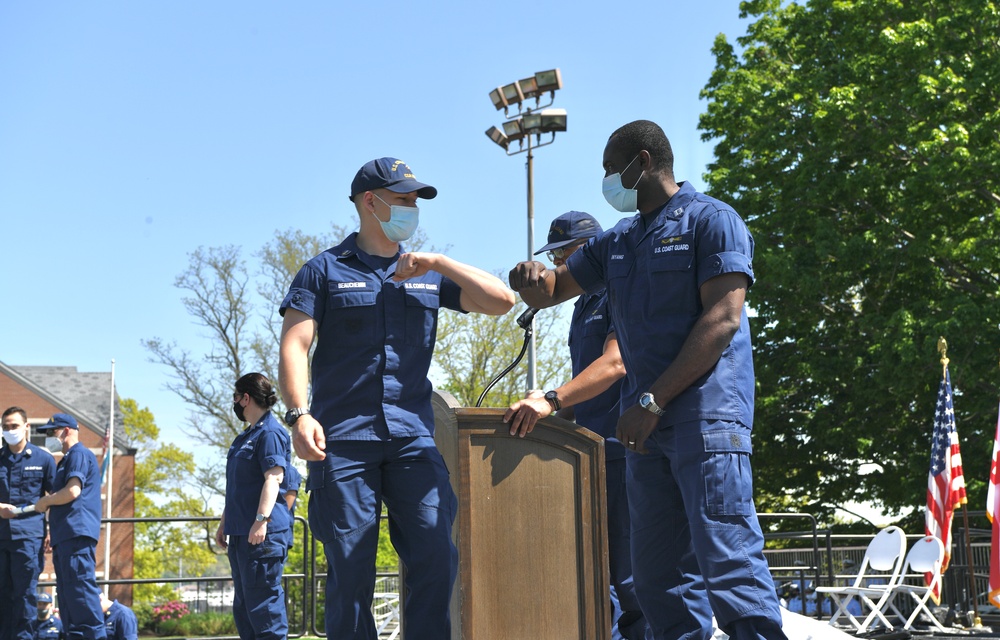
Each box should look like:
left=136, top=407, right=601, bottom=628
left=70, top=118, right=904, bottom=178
left=51, top=511, right=992, bottom=638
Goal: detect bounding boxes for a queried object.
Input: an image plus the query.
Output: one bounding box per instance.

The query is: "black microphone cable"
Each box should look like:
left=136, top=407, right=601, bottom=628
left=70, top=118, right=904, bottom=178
left=475, top=307, right=539, bottom=408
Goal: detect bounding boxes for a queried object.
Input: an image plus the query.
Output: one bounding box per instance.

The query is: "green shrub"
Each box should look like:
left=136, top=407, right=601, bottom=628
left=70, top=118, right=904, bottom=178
left=132, top=603, right=155, bottom=633
left=157, top=612, right=237, bottom=636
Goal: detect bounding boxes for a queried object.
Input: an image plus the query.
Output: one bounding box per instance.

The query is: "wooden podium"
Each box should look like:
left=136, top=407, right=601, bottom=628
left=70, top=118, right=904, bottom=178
left=430, top=390, right=611, bottom=640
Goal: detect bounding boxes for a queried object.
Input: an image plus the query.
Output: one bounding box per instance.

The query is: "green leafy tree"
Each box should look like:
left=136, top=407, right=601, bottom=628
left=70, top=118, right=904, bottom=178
left=699, top=0, right=1000, bottom=523
left=121, top=398, right=216, bottom=604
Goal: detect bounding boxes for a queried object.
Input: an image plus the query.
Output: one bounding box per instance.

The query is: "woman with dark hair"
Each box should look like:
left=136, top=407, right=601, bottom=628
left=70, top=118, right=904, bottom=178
left=214, top=373, right=292, bottom=640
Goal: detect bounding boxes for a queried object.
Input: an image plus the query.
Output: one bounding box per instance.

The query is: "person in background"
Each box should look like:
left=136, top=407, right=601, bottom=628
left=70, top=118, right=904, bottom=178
left=279, top=157, right=515, bottom=639
left=504, top=211, right=647, bottom=640
left=214, top=373, right=291, bottom=640
left=33, top=414, right=106, bottom=640
left=1, top=407, right=57, bottom=640
left=98, top=594, right=137, bottom=640
left=32, top=593, right=63, bottom=640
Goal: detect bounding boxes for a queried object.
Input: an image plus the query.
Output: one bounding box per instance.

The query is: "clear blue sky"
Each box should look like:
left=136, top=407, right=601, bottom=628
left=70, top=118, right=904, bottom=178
left=0, top=2, right=749, bottom=447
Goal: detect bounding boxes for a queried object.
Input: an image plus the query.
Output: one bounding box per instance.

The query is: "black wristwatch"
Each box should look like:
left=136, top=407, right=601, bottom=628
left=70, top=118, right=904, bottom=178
left=284, top=407, right=310, bottom=425
left=544, top=390, right=561, bottom=412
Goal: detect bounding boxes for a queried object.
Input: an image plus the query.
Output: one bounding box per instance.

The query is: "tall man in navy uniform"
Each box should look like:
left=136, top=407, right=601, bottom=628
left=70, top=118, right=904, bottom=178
left=32, top=414, right=106, bottom=640
left=1, top=406, right=57, bottom=640
left=504, top=211, right=647, bottom=640
left=279, top=157, right=515, bottom=639
left=32, top=593, right=64, bottom=640
left=509, top=120, right=787, bottom=640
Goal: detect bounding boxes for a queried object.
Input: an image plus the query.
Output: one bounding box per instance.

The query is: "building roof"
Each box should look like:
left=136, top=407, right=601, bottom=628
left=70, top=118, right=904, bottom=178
left=0, top=362, right=130, bottom=452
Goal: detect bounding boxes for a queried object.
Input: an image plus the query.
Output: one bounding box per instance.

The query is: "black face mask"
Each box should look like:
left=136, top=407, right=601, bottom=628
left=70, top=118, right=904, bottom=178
left=233, top=400, right=246, bottom=423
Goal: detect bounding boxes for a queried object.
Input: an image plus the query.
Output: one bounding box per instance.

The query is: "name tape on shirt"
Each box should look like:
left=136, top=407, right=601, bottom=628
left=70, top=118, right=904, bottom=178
left=404, top=282, right=439, bottom=291
left=654, top=236, right=691, bottom=254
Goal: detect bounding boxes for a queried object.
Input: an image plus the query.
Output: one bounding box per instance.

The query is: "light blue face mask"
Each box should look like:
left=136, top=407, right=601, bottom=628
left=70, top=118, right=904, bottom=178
left=45, top=436, right=62, bottom=453
left=372, top=193, right=420, bottom=242
left=602, top=154, right=643, bottom=212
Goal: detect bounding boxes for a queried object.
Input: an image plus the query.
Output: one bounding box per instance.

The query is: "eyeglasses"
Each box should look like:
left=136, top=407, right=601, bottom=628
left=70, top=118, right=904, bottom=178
left=546, top=242, right=583, bottom=263
left=233, top=392, right=245, bottom=402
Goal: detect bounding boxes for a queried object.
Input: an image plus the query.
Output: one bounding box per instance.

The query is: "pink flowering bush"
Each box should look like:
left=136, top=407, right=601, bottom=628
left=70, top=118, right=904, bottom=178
left=152, top=600, right=189, bottom=624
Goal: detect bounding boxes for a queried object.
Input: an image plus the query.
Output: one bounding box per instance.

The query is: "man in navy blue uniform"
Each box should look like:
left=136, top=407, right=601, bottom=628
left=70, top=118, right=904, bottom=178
left=1, top=406, right=57, bottom=640
left=33, top=414, right=106, bottom=640
left=504, top=211, right=647, bottom=640
left=98, top=593, right=137, bottom=640
left=509, top=120, right=787, bottom=640
left=279, top=157, right=515, bottom=639
left=32, top=593, right=63, bottom=640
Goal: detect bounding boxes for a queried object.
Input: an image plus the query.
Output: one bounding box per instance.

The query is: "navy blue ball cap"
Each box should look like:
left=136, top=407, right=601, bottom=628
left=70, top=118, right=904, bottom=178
left=37, top=412, right=78, bottom=431
left=37, top=593, right=53, bottom=603
left=349, top=157, right=437, bottom=201
left=535, top=211, right=603, bottom=254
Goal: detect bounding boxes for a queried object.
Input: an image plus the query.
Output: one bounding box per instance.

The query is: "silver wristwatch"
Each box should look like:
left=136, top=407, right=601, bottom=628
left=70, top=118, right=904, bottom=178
left=638, top=392, right=665, bottom=417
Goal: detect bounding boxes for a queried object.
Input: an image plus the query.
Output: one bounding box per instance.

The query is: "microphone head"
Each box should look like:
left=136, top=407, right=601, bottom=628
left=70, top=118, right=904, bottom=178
left=516, top=307, right=539, bottom=329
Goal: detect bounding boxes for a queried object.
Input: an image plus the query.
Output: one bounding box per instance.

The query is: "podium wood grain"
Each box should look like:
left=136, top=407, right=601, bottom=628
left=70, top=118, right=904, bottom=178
left=431, top=391, right=610, bottom=640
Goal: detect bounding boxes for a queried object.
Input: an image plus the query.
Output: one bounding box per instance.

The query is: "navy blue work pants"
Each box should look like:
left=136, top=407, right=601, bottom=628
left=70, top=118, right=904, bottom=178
left=0, top=537, right=43, bottom=640
left=308, top=436, right=457, bottom=640
left=626, top=420, right=786, bottom=640
left=52, top=536, right=105, bottom=640
left=606, top=457, right=649, bottom=640
left=227, top=532, right=289, bottom=640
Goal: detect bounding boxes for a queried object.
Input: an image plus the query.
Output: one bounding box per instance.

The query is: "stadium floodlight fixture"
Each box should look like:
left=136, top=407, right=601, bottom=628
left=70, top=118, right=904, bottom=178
left=517, top=76, right=540, bottom=101
left=489, top=87, right=508, bottom=111
left=534, top=68, right=563, bottom=94
left=521, top=113, right=543, bottom=134
left=485, top=125, right=509, bottom=150
left=539, top=108, right=568, bottom=133
left=502, top=117, right=526, bottom=143
left=501, top=82, right=524, bottom=106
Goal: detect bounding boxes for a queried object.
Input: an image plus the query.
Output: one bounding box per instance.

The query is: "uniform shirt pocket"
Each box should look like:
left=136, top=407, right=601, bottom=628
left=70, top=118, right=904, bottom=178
left=403, top=288, right=440, bottom=347
left=326, top=285, right=377, bottom=346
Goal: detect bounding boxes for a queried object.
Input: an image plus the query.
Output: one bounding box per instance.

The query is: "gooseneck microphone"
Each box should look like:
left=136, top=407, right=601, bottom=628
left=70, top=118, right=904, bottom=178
left=476, top=307, right=540, bottom=407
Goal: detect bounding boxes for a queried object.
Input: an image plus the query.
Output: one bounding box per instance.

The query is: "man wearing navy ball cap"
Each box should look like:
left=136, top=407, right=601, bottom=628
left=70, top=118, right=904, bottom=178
left=505, top=211, right=648, bottom=639
left=34, top=414, right=105, bottom=640
left=280, top=157, right=514, bottom=639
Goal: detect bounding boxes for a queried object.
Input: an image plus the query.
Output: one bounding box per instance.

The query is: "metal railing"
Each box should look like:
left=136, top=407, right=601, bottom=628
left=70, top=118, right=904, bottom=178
left=45, top=511, right=992, bottom=637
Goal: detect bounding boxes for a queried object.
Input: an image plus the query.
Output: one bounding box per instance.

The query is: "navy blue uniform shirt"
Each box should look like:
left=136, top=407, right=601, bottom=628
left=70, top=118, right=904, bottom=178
left=48, top=442, right=102, bottom=545
left=33, top=615, right=63, bottom=640
left=103, top=601, right=137, bottom=640
left=567, top=182, right=756, bottom=428
left=224, top=411, right=292, bottom=536
left=568, top=291, right=625, bottom=460
left=0, top=443, right=56, bottom=540
left=280, top=233, right=463, bottom=440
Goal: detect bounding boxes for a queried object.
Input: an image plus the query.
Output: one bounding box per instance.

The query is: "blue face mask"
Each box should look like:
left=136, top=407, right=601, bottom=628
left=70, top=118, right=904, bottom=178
left=602, top=154, right=643, bottom=212
left=372, top=193, right=420, bottom=242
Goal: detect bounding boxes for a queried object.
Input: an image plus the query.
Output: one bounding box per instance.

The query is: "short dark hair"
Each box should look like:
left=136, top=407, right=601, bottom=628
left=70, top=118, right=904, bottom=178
left=608, top=120, right=674, bottom=177
left=2, top=406, right=27, bottom=423
left=235, top=373, right=279, bottom=409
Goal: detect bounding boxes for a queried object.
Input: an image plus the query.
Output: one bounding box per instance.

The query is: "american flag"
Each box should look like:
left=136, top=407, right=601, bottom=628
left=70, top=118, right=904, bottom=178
left=987, top=403, right=1000, bottom=607
left=925, top=369, right=966, bottom=590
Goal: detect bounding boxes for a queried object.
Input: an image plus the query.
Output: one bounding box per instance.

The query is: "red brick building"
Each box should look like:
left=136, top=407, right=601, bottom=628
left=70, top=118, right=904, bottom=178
left=0, top=361, right=136, bottom=605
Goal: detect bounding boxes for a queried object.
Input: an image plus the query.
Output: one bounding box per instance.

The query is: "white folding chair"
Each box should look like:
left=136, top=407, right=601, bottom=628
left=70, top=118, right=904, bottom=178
left=886, top=535, right=947, bottom=631
left=815, top=525, right=907, bottom=632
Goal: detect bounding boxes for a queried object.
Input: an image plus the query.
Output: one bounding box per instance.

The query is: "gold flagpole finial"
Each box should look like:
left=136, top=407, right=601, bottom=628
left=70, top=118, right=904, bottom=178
left=937, top=336, right=949, bottom=379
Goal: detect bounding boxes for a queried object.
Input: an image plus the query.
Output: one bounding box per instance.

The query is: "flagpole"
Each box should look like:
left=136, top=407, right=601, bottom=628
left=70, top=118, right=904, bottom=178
left=103, top=359, right=115, bottom=597
left=939, top=338, right=980, bottom=626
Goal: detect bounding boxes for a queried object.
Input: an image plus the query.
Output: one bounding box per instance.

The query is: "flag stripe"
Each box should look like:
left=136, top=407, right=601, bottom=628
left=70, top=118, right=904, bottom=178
left=925, top=369, right=966, bottom=603
left=988, top=402, right=1000, bottom=607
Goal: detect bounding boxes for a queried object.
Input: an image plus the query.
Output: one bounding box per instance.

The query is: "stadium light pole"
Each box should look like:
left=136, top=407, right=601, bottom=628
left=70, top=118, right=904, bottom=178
left=485, top=69, right=567, bottom=392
